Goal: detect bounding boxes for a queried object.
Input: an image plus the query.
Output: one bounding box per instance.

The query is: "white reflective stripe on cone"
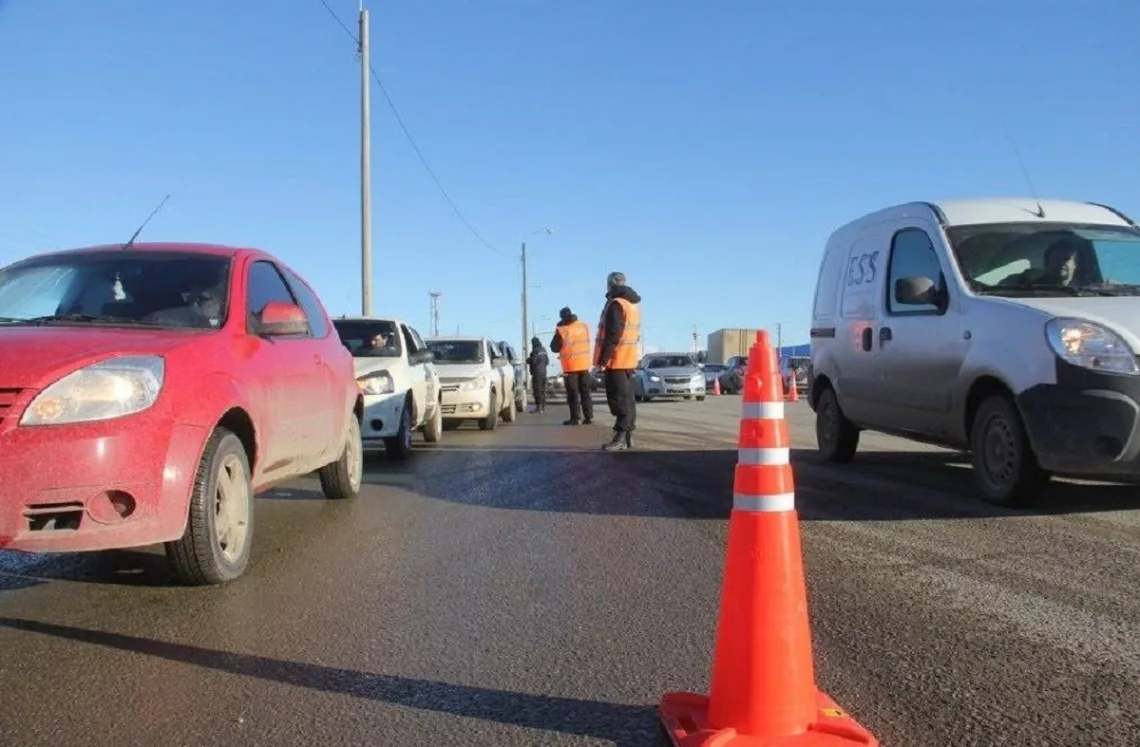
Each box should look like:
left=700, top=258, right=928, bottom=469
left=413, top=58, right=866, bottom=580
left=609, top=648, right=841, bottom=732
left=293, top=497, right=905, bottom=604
left=734, top=493, right=795, bottom=512
left=740, top=401, right=785, bottom=420
left=737, top=447, right=790, bottom=465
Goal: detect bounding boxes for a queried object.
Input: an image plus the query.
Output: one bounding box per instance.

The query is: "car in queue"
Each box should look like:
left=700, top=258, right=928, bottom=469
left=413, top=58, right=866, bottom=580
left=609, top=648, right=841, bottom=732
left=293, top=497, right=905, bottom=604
left=701, top=362, right=728, bottom=391
left=0, top=242, right=363, bottom=585
left=333, top=315, right=443, bottom=459
left=497, top=339, right=528, bottom=414
left=425, top=335, right=516, bottom=430
left=633, top=352, right=707, bottom=402
left=780, top=355, right=811, bottom=396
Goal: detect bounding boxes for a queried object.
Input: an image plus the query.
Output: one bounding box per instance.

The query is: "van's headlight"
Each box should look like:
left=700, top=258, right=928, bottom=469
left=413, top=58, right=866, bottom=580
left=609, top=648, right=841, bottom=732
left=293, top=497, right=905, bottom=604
left=357, top=371, right=395, bottom=395
left=21, top=355, right=165, bottom=426
left=1045, top=318, right=1139, bottom=374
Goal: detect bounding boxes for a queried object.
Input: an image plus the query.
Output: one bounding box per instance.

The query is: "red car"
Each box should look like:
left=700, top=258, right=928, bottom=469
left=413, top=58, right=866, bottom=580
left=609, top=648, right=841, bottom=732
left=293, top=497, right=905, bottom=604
left=0, top=242, right=363, bottom=585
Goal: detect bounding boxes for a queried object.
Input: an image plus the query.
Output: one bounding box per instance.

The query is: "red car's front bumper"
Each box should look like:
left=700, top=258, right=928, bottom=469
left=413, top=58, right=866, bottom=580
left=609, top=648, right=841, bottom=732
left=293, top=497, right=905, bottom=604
left=0, top=390, right=207, bottom=553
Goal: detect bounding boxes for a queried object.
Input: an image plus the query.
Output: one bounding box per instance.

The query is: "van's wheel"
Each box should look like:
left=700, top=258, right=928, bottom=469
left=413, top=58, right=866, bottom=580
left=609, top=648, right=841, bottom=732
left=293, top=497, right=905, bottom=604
left=319, top=414, right=364, bottom=499
left=815, top=387, right=859, bottom=463
left=165, top=427, right=254, bottom=586
left=697, top=395, right=706, bottom=402
left=479, top=392, right=499, bottom=431
left=970, top=394, right=1050, bottom=507
left=502, top=391, right=517, bottom=422
left=385, top=397, right=415, bottom=460
left=423, top=399, right=443, bottom=443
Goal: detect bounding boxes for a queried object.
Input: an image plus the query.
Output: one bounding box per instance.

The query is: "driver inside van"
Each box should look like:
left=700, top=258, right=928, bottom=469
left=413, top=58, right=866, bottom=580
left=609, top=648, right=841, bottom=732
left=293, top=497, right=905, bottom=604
left=1000, top=237, right=1090, bottom=288
left=1042, top=239, right=1080, bottom=286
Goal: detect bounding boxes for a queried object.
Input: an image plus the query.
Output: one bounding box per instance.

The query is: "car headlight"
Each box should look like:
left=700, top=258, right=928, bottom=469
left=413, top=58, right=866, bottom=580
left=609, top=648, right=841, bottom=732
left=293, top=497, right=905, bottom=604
left=357, top=371, right=395, bottom=395
left=459, top=375, right=487, bottom=391
left=1045, top=318, right=1139, bottom=375
left=648, top=374, right=661, bottom=382
left=691, top=373, right=703, bottom=383
left=21, top=355, right=165, bottom=426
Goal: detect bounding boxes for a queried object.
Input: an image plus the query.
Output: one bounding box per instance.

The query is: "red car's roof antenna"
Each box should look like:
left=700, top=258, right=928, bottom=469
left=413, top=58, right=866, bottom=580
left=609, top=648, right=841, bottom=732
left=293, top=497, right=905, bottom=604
left=121, top=193, right=171, bottom=250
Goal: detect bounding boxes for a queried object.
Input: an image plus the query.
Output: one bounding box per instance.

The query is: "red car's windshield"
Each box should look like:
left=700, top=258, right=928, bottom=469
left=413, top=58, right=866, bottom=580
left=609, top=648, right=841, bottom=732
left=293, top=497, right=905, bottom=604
left=0, top=251, right=232, bottom=330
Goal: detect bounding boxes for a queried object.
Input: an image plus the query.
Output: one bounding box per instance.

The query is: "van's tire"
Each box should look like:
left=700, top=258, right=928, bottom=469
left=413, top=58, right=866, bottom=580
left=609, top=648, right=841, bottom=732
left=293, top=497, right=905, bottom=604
left=502, top=391, right=517, bottom=423
left=969, top=394, right=1050, bottom=507
left=320, top=414, right=364, bottom=499
left=697, top=395, right=706, bottom=402
left=423, top=399, right=443, bottom=443
left=165, top=428, right=254, bottom=586
left=479, top=392, right=499, bottom=431
left=384, top=398, right=414, bottom=460
left=815, top=387, right=859, bottom=463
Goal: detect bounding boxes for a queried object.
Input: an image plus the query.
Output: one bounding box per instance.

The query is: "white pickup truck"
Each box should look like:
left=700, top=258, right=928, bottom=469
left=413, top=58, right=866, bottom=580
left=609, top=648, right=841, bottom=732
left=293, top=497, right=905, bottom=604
left=332, top=315, right=443, bottom=459
left=425, top=335, right=517, bottom=430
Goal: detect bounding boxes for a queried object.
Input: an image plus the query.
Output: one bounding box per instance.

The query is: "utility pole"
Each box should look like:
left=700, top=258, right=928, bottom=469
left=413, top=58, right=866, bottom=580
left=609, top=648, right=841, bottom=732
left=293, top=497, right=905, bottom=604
left=521, top=241, right=529, bottom=391
left=692, top=327, right=699, bottom=354
left=358, top=3, right=373, bottom=316
left=776, top=323, right=783, bottom=364
left=429, top=291, right=441, bottom=337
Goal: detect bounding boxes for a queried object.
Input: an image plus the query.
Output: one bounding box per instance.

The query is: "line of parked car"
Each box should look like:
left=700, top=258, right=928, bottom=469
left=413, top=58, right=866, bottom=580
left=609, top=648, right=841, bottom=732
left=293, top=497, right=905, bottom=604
left=333, top=318, right=530, bottom=456
left=0, top=240, right=536, bottom=589
left=701, top=353, right=811, bottom=396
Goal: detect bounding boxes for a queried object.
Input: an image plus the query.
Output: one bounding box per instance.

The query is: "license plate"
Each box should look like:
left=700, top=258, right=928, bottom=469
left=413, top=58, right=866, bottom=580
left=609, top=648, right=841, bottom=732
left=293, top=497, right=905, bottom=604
left=668, top=387, right=687, bottom=394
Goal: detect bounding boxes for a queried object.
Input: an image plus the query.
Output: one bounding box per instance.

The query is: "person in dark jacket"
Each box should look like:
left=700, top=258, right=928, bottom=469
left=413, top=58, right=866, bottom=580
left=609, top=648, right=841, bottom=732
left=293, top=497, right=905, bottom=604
left=550, top=306, right=594, bottom=426
left=526, top=336, right=549, bottom=413
left=593, top=271, right=642, bottom=451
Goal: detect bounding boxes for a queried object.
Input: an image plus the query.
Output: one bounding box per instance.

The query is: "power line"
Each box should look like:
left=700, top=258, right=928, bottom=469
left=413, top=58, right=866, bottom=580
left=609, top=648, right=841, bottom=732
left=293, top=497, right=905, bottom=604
left=316, top=1, right=510, bottom=259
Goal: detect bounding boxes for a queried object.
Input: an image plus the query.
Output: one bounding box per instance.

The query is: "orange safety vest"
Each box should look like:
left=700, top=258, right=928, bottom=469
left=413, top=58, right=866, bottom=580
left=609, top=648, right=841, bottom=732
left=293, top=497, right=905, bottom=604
left=593, top=297, right=641, bottom=369
left=557, top=321, right=592, bottom=373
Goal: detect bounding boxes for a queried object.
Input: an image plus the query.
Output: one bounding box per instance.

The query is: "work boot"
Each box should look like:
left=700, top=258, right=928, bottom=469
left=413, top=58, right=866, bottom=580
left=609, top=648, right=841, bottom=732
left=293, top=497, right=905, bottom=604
left=563, top=418, right=582, bottom=426
left=602, top=431, right=628, bottom=451
left=624, top=431, right=634, bottom=449
left=583, top=417, right=593, bottom=425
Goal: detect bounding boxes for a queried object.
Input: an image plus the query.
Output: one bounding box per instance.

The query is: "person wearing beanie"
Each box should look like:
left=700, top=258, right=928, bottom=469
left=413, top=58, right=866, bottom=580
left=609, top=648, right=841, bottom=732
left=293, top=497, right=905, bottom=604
left=526, top=335, right=549, bottom=413
left=550, top=305, right=594, bottom=425
left=592, top=271, right=642, bottom=450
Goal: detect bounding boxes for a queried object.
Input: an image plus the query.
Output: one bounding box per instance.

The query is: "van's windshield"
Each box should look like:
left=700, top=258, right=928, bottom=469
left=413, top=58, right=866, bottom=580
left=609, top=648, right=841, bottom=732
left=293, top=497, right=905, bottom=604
left=947, top=222, right=1140, bottom=297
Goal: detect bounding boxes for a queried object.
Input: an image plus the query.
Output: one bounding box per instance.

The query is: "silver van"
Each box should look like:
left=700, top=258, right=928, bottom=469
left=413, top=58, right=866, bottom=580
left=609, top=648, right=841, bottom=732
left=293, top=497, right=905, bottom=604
left=808, top=197, right=1140, bottom=506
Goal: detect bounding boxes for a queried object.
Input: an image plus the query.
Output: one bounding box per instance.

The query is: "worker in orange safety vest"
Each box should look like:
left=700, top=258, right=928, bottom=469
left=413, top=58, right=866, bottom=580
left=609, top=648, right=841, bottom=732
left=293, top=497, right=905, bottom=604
left=592, top=271, right=642, bottom=451
left=550, top=306, right=594, bottom=426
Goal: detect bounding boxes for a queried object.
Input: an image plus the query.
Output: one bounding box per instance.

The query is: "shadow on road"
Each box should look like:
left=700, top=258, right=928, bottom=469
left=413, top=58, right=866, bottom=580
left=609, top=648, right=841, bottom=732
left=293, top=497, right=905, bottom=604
left=0, top=617, right=665, bottom=747
left=0, top=548, right=173, bottom=593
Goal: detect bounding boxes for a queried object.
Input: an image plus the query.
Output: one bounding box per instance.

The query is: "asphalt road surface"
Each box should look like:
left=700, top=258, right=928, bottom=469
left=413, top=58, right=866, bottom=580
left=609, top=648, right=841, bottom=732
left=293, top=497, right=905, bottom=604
left=2, top=394, right=1139, bottom=747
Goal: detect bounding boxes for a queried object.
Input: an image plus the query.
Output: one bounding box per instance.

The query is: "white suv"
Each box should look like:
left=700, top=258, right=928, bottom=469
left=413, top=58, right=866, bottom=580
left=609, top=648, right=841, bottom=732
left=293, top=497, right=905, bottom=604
left=426, top=335, right=517, bottom=430
left=333, top=316, right=443, bottom=459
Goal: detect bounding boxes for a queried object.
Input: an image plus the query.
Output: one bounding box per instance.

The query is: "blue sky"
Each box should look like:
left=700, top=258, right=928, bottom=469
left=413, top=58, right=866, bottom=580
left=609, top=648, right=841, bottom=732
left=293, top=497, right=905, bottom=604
left=1, top=0, right=1137, bottom=353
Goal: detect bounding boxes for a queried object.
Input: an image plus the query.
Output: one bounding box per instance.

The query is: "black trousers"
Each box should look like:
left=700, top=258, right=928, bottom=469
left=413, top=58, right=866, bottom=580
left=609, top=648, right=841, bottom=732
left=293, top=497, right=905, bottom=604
left=604, top=368, right=636, bottom=433
left=563, top=371, right=594, bottom=421
left=531, top=373, right=547, bottom=409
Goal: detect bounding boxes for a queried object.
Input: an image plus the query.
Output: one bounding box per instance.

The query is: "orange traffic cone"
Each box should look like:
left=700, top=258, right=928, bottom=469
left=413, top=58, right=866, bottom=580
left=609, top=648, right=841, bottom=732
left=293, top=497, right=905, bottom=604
left=788, top=376, right=799, bottom=402
left=658, top=330, right=878, bottom=747
left=713, top=377, right=722, bottom=396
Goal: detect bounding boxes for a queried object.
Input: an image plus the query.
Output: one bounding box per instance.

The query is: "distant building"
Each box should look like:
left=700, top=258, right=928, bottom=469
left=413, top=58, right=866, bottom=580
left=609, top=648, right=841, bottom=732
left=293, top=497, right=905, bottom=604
left=707, top=328, right=807, bottom=363
left=706, top=328, right=760, bottom=364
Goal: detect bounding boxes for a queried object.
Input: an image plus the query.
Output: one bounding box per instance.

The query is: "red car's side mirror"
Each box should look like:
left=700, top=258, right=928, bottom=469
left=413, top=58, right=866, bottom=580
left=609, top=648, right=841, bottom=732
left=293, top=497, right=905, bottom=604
left=258, top=301, right=310, bottom=337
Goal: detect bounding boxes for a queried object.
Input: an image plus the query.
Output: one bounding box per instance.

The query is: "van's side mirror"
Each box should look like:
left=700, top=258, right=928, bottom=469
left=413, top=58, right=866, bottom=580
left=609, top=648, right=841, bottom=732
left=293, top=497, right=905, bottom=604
left=895, top=276, right=939, bottom=306
left=491, top=356, right=508, bottom=367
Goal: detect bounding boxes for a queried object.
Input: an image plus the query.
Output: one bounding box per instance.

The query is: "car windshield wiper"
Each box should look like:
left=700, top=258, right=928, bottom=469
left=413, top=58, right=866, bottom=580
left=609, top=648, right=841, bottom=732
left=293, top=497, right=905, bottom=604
left=22, top=313, right=167, bottom=326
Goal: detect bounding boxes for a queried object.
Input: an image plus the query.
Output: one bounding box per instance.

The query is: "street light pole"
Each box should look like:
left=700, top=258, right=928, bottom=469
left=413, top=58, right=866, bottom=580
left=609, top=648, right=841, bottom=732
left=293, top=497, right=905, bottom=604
left=358, top=3, right=372, bottom=316
left=521, top=241, right=528, bottom=391
left=520, top=227, right=556, bottom=397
